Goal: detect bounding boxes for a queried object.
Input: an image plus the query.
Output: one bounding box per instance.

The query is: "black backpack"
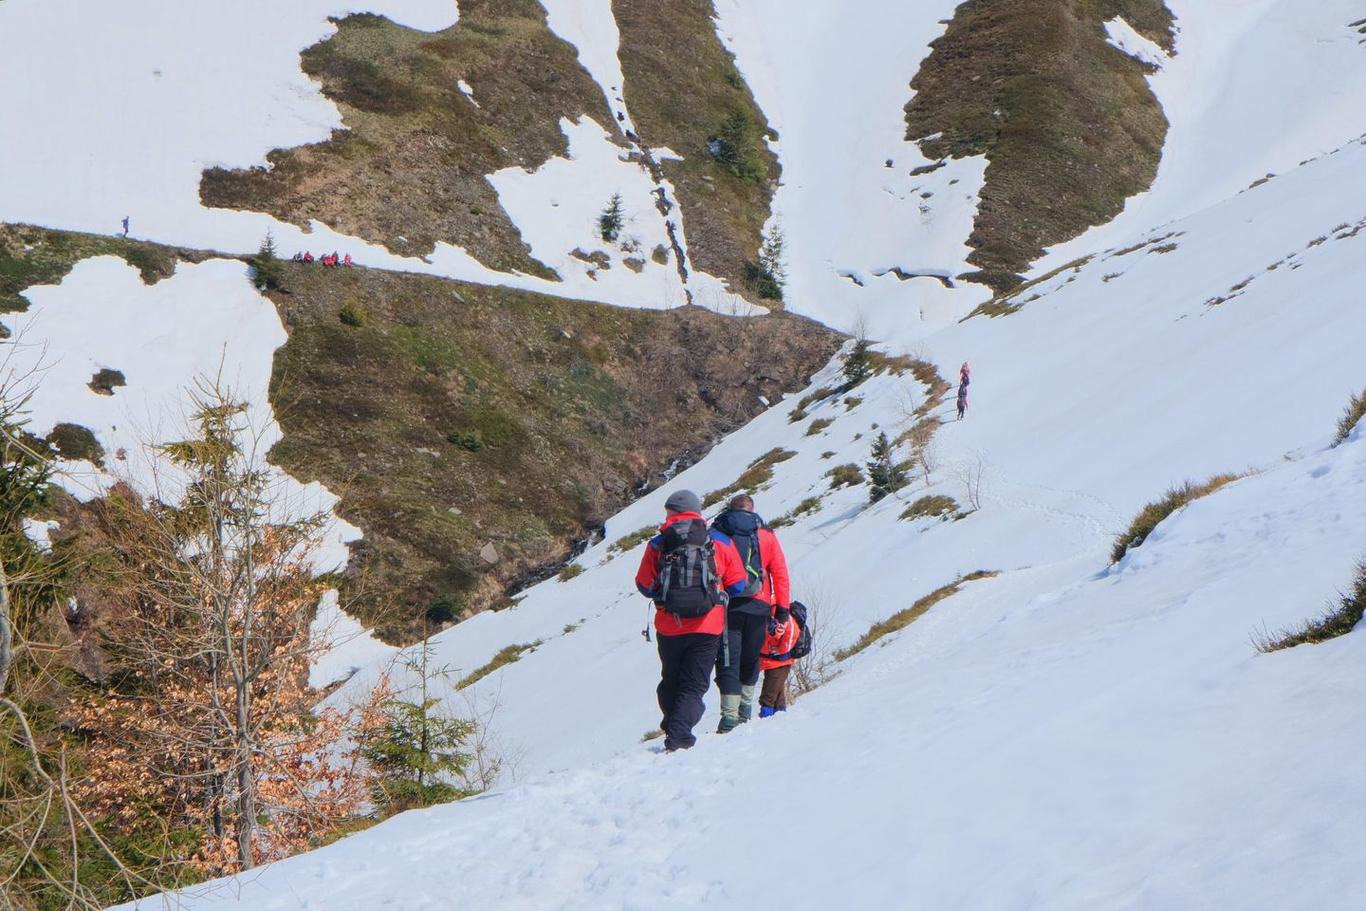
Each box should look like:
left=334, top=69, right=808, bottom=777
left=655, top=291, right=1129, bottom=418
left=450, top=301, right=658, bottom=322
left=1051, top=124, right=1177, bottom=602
left=656, top=519, right=727, bottom=618
left=713, top=509, right=765, bottom=599
left=788, top=601, right=813, bottom=660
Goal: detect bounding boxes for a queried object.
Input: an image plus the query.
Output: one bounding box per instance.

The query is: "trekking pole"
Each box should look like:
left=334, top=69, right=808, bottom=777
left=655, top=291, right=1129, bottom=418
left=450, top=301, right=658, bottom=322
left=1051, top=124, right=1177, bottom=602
left=721, top=598, right=731, bottom=668
left=641, top=600, right=652, bottom=642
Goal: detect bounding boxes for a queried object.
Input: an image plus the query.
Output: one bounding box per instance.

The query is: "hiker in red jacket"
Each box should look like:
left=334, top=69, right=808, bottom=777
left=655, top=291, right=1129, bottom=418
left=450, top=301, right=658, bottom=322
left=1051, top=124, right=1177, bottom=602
left=636, top=490, right=747, bottom=752
left=710, top=494, right=790, bottom=732
left=758, top=604, right=802, bottom=717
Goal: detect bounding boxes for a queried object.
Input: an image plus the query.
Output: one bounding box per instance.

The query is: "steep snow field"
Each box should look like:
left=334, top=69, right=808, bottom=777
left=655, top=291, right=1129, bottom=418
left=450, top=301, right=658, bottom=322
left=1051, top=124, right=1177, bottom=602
left=2, top=0, right=1363, bottom=907
left=124, top=423, right=1366, bottom=910
left=713, top=0, right=992, bottom=338
left=240, top=129, right=1366, bottom=907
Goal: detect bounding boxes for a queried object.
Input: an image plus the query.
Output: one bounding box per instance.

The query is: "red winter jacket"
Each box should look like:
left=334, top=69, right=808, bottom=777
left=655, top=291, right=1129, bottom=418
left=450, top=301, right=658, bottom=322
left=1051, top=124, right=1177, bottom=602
left=759, top=616, right=801, bottom=670
left=750, top=527, right=791, bottom=613
left=712, top=518, right=791, bottom=615
left=635, top=512, right=747, bottom=636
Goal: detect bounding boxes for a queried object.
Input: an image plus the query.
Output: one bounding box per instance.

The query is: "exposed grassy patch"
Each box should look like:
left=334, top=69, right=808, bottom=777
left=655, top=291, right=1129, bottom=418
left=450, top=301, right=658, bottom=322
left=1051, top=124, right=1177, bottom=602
left=962, top=255, right=1093, bottom=322
left=267, top=265, right=839, bottom=642
left=1333, top=388, right=1366, bottom=446
left=900, top=495, right=961, bottom=522
left=456, top=641, right=542, bottom=690
left=0, top=223, right=199, bottom=313
left=703, top=447, right=797, bottom=507
left=906, top=0, right=1171, bottom=276
left=641, top=728, right=665, bottom=742
left=1255, top=560, right=1366, bottom=652
left=201, top=4, right=611, bottom=273
left=826, top=463, right=863, bottom=490
left=45, top=423, right=104, bottom=465
left=609, top=524, right=658, bottom=557
left=843, top=396, right=863, bottom=410
left=1110, top=473, right=1244, bottom=563
left=558, top=563, right=584, bottom=582
left=806, top=417, right=834, bottom=437
left=835, top=571, right=998, bottom=661
left=88, top=368, right=126, bottom=396
left=796, top=386, right=837, bottom=411
left=769, top=496, right=822, bottom=529
left=614, top=0, right=778, bottom=300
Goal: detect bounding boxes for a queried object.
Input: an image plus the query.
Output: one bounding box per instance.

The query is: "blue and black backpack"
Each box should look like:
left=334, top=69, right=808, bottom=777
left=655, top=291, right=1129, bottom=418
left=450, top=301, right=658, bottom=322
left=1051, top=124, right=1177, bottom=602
left=713, top=509, right=766, bottom=599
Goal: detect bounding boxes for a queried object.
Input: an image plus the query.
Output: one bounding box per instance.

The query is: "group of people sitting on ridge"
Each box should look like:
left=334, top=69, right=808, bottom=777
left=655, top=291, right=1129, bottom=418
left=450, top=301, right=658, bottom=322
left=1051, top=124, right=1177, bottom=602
left=292, top=250, right=354, bottom=268
left=635, top=490, right=808, bottom=752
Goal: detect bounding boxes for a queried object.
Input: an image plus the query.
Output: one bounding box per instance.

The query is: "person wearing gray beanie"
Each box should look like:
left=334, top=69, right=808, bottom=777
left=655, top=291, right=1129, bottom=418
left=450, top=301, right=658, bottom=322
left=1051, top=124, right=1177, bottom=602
left=634, top=489, right=747, bottom=751
left=663, top=489, right=703, bottom=514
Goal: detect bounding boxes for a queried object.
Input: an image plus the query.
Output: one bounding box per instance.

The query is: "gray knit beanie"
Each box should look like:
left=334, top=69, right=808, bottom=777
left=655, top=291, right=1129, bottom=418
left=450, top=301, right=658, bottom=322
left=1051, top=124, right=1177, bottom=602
left=663, top=489, right=703, bottom=514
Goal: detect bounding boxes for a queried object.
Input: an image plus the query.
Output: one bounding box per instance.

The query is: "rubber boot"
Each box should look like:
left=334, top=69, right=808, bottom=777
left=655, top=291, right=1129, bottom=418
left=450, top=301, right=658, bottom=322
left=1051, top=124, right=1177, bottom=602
left=717, top=694, right=742, bottom=733
left=738, top=684, right=757, bottom=724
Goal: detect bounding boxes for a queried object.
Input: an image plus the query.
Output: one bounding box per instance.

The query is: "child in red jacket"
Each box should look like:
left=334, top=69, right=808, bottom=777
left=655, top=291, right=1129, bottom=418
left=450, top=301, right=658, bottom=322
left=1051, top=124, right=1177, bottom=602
left=758, top=604, right=804, bottom=717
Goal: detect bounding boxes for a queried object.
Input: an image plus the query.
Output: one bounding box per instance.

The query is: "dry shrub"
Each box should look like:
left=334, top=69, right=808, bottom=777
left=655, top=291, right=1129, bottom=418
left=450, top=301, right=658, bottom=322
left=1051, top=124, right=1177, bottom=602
left=1111, top=473, right=1243, bottom=563
left=1255, top=560, right=1366, bottom=652
left=1333, top=389, right=1366, bottom=446
left=834, top=571, right=997, bottom=662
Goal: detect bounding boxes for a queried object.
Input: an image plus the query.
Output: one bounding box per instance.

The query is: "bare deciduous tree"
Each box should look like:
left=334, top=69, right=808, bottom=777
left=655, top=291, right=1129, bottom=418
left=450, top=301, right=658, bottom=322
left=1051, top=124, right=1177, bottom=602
left=70, top=378, right=376, bottom=876
left=955, top=450, right=989, bottom=512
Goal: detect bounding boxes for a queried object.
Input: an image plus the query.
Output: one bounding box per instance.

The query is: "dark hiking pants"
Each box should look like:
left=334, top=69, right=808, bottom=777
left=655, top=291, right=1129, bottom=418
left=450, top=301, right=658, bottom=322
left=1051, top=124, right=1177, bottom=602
left=657, top=632, right=721, bottom=750
left=715, top=604, right=769, bottom=695
left=760, top=664, right=792, bottom=709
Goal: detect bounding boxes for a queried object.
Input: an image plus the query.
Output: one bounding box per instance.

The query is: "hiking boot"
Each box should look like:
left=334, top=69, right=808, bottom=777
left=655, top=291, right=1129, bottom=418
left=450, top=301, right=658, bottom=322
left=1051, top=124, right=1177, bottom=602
left=758, top=705, right=777, bottom=719
left=738, top=684, right=757, bottom=723
left=717, top=694, right=741, bottom=733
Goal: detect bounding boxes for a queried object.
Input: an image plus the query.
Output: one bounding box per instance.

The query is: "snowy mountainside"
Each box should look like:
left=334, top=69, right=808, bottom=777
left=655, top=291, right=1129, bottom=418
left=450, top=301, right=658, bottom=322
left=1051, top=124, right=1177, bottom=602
left=0, top=0, right=1363, bottom=906
left=127, top=388, right=1366, bottom=910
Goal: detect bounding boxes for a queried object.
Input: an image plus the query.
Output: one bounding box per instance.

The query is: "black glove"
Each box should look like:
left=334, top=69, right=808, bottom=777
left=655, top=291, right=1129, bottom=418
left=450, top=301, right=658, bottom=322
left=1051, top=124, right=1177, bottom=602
left=774, top=607, right=791, bottom=624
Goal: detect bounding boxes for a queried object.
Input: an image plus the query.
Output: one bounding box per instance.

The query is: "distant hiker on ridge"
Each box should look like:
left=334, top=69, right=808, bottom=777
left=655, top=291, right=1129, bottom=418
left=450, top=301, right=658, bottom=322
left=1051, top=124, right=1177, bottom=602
left=120, top=216, right=129, bottom=237
left=710, top=494, right=790, bottom=732
left=957, top=361, right=971, bottom=421
left=636, top=490, right=747, bottom=752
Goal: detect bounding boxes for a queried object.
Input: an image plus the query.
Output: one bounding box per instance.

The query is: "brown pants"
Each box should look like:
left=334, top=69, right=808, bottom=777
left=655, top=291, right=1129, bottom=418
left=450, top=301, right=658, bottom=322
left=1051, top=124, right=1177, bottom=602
left=759, top=664, right=792, bottom=709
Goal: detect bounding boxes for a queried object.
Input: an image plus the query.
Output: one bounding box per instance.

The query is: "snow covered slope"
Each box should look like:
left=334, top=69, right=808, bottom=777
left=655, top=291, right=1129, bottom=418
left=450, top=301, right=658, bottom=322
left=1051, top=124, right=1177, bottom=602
left=139, top=127, right=1366, bottom=908
left=3, top=0, right=1364, bottom=906
left=122, top=403, right=1366, bottom=911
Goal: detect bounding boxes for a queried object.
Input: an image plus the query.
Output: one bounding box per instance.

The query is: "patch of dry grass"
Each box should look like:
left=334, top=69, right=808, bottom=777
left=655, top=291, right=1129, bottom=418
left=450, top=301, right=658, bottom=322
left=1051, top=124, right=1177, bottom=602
left=835, top=571, right=998, bottom=661
left=457, top=641, right=543, bottom=690
left=900, top=495, right=960, bottom=522
left=1333, top=389, right=1366, bottom=446
left=1111, top=473, right=1244, bottom=563
left=703, top=447, right=797, bottom=508
left=1255, top=560, right=1366, bottom=652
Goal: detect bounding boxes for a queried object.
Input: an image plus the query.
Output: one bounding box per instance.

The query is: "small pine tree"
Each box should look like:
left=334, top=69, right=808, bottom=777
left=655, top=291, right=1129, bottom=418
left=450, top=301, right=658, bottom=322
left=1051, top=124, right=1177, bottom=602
left=842, top=339, right=874, bottom=390
left=249, top=231, right=285, bottom=291
left=599, top=192, right=624, bottom=243
left=364, top=635, right=476, bottom=814
left=745, top=224, right=786, bottom=300
left=866, top=431, right=909, bottom=503
left=714, top=111, right=766, bottom=183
